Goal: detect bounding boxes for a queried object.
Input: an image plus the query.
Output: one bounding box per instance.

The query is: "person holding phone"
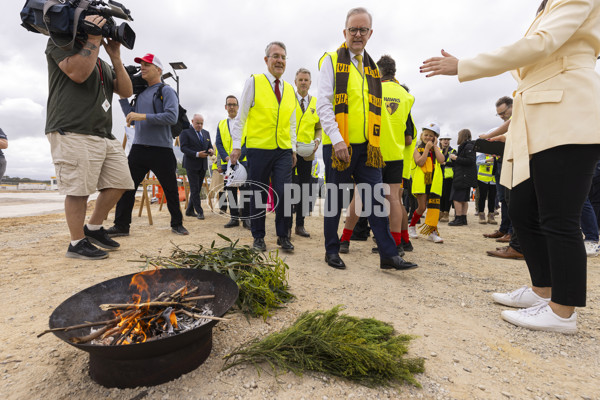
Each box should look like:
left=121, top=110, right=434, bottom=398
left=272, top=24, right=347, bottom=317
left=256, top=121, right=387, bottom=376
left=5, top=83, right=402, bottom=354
left=421, top=0, right=600, bottom=333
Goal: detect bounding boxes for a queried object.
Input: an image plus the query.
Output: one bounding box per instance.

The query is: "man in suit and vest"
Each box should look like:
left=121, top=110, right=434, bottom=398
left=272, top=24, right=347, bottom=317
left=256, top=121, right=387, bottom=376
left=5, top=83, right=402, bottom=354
left=179, top=113, right=213, bottom=220
left=292, top=68, right=322, bottom=238
left=230, top=41, right=297, bottom=253
left=216, top=95, right=250, bottom=229
left=316, top=7, right=417, bottom=271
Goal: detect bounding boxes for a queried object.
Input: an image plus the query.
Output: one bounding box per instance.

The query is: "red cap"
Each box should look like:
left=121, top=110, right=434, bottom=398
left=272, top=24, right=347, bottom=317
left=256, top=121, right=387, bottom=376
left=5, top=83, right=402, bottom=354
left=134, top=53, right=163, bottom=70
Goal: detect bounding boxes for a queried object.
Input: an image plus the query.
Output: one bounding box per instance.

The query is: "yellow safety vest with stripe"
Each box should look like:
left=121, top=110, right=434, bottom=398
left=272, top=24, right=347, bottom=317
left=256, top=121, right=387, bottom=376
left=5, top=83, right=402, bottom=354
left=245, top=74, right=295, bottom=150
left=380, top=81, right=414, bottom=162
left=412, top=147, right=443, bottom=196
left=318, top=51, right=372, bottom=144
left=403, top=127, right=417, bottom=180
left=478, top=156, right=496, bottom=183
left=218, top=119, right=247, bottom=163
left=296, top=95, right=320, bottom=144
left=443, top=147, right=457, bottom=179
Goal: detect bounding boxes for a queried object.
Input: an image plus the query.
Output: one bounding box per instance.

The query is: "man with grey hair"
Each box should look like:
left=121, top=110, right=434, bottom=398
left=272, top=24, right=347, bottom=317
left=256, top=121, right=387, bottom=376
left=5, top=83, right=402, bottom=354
left=292, top=67, right=322, bottom=238
left=317, top=7, right=416, bottom=270
left=230, top=41, right=297, bottom=253
left=180, top=113, right=214, bottom=219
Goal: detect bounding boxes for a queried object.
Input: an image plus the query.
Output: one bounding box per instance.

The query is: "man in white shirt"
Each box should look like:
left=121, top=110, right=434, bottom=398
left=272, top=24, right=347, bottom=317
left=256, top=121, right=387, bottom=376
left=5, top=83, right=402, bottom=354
left=317, top=7, right=416, bottom=271
left=230, top=42, right=297, bottom=253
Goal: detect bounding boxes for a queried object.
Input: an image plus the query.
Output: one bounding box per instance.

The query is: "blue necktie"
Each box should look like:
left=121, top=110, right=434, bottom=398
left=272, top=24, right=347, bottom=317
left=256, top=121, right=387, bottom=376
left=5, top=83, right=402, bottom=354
left=197, top=131, right=204, bottom=144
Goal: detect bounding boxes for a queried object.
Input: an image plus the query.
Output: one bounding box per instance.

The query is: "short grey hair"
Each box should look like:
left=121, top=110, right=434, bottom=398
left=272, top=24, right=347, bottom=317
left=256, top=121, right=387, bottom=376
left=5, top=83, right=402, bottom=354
left=345, top=7, right=372, bottom=27
left=295, top=68, right=311, bottom=77
left=265, top=41, right=287, bottom=57
left=192, top=113, right=204, bottom=120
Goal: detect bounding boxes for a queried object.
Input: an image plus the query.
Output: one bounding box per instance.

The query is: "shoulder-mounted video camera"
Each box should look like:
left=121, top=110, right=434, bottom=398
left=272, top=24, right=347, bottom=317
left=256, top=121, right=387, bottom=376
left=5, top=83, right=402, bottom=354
left=20, top=0, right=136, bottom=50
left=124, top=65, right=147, bottom=96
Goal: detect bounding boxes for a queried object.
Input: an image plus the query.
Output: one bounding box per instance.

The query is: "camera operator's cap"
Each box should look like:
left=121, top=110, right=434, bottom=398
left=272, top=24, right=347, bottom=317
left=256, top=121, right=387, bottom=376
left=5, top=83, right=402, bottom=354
left=439, top=132, right=452, bottom=140
left=422, top=123, right=440, bottom=137
left=134, top=53, right=163, bottom=70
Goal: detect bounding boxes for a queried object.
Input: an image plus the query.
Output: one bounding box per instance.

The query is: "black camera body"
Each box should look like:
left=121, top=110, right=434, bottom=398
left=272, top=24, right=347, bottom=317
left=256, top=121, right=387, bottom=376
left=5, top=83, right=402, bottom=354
left=124, top=65, right=148, bottom=96
left=21, top=0, right=136, bottom=50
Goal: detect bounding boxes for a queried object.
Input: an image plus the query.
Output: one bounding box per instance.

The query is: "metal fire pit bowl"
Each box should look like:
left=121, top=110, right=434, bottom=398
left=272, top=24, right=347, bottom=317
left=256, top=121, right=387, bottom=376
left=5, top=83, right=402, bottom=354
left=48, top=268, right=239, bottom=388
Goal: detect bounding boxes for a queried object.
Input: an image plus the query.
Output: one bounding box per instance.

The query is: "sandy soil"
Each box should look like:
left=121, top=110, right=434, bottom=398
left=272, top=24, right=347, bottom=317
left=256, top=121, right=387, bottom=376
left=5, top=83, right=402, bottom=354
left=1, top=201, right=599, bottom=400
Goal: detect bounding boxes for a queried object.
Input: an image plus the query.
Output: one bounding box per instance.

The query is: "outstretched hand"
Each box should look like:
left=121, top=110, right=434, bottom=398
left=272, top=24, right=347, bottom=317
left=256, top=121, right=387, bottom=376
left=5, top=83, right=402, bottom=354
left=420, top=50, right=459, bottom=77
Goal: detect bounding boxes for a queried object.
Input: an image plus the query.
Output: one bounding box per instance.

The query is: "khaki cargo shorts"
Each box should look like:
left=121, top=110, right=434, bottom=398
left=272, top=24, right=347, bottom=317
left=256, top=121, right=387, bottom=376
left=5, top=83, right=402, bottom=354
left=47, top=131, right=134, bottom=196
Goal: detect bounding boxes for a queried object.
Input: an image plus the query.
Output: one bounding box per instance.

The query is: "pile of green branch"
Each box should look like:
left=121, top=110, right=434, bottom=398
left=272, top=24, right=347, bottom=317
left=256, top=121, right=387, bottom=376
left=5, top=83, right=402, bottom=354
left=138, top=234, right=294, bottom=320
left=222, top=305, right=424, bottom=387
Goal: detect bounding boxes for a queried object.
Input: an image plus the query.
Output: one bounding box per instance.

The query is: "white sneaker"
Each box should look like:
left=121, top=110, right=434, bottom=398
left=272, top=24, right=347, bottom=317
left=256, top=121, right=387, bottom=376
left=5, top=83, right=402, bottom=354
left=501, top=303, right=577, bottom=334
left=492, top=285, right=550, bottom=308
left=408, top=226, right=418, bottom=239
left=427, top=231, right=444, bottom=243
left=584, top=240, right=599, bottom=257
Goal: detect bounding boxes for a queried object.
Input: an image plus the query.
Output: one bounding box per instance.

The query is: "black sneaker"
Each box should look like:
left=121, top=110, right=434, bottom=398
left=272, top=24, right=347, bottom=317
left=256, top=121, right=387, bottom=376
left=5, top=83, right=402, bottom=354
left=84, top=226, right=120, bottom=250
left=401, top=239, right=414, bottom=252
left=253, top=238, right=267, bottom=252
left=172, top=225, right=189, bottom=235
left=339, top=240, right=350, bottom=254
left=106, top=225, right=130, bottom=237
left=66, top=238, right=108, bottom=260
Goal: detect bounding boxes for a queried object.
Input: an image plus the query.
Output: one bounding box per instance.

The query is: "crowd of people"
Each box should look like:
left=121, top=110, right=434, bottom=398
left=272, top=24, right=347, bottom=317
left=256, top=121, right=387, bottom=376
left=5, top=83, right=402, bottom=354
left=43, top=2, right=599, bottom=335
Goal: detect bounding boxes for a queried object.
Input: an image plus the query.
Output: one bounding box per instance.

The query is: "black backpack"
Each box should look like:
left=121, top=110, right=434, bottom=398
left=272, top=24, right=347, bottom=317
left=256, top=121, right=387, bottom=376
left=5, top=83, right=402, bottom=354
left=152, top=84, right=190, bottom=139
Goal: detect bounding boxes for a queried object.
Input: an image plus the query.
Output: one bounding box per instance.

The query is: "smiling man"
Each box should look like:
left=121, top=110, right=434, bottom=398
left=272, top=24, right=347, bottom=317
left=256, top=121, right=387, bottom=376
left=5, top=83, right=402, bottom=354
left=230, top=42, right=297, bottom=253
left=316, top=7, right=417, bottom=271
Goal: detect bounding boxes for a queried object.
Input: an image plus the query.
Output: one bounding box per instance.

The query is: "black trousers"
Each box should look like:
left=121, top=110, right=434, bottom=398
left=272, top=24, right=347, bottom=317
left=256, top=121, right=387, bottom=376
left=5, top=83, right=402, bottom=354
left=292, top=156, right=313, bottom=227
left=114, top=145, right=183, bottom=229
left=246, top=148, right=293, bottom=239
left=477, top=181, right=497, bottom=214
left=440, top=177, right=453, bottom=212
left=510, top=144, right=600, bottom=306
left=186, top=167, right=206, bottom=215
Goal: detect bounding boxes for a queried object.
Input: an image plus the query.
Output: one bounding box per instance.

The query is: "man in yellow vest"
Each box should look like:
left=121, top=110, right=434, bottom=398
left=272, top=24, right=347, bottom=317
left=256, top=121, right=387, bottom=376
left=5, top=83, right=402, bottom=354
left=230, top=42, right=297, bottom=253
left=216, top=95, right=251, bottom=229
left=316, top=7, right=416, bottom=271
left=292, top=68, right=322, bottom=238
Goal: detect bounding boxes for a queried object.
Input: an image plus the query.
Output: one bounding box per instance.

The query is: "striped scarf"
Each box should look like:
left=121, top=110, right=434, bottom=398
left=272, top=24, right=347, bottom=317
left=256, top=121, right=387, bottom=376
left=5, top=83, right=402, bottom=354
left=331, top=42, right=385, bottom=171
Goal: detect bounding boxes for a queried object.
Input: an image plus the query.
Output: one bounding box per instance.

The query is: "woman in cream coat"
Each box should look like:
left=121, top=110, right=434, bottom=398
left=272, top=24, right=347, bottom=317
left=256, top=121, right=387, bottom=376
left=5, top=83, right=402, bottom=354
left=421, top=0, right=600, bottom=334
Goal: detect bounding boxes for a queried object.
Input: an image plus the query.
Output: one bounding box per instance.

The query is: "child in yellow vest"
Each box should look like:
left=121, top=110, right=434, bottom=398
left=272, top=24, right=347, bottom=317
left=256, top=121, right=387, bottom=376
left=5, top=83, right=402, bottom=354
left=409, top=124, right=446, bottom=243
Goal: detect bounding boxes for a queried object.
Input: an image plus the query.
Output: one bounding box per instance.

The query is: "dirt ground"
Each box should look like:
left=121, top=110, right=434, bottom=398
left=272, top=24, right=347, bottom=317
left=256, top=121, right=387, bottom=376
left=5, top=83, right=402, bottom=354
left=1, top=201, right=599, bottom=400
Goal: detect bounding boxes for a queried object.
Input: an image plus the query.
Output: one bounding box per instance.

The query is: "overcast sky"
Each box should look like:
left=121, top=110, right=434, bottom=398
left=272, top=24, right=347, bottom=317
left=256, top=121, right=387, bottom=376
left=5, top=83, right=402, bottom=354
left=2, top=0, right=598, bottom=180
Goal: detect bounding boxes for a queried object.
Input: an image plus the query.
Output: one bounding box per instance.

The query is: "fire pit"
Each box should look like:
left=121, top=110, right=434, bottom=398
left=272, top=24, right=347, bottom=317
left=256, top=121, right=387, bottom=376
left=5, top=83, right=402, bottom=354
left=47, top=268, right=238, bottom=388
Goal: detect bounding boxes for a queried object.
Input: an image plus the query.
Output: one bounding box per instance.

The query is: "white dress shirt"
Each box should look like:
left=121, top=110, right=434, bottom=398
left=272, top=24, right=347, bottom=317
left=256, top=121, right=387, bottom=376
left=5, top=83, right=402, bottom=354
left=231, top=72, right=296, bottom=151
left=316, top=50, right=364, bottom=146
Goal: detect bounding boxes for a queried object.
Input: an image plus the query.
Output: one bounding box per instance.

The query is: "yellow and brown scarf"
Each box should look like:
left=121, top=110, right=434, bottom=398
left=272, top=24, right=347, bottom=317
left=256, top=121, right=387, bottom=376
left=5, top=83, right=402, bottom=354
left=331, top=42, right=385, bottom=171
left=416, top=145, right=441, bottom=235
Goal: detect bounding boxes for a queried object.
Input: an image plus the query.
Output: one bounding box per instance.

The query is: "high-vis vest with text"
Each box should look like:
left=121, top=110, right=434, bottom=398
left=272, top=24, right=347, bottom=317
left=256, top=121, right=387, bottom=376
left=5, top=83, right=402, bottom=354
left=318, top=51, right=372, bottom=144
left=245, top=74, right=295, bottom=150
left=380, top=81, right=414, bottom=162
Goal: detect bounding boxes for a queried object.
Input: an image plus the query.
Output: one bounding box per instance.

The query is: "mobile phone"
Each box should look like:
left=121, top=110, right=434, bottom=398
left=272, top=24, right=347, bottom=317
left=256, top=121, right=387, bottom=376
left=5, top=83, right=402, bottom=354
left=474, top=139, right=504, bottom=156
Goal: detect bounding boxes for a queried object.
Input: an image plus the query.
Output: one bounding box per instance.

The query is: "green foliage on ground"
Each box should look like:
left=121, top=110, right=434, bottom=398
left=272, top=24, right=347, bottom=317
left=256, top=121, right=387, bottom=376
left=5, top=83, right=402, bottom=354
left=140, top=234, right=294, bottom=319
left=222, top=305, right=425, bottom=387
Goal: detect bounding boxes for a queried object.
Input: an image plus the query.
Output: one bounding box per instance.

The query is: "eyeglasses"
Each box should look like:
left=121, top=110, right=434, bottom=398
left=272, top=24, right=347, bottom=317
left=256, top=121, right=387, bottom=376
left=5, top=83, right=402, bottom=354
left=346, top=27, right=371, bottom=36
left=226, top=103, right=238, bottom=107
left=268, top=54, right=287, bottom=60
left=496, top=106, right=512, bottom=117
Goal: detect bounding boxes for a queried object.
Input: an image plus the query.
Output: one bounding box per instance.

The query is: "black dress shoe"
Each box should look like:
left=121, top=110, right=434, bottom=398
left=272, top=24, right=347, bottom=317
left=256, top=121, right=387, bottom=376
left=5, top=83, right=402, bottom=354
left=224, top=218, right=240, bottom=228
left=197, top=212, right=205, bottom=220
left=380, top=256, right=418, bottom=270
left=339, top=240, right=350, bottom=254
left=253, top=238, right=266, bottom=252
left=277, top=236, right=294, bottom=252
left=242, top=219, right=251, bottom=230
left=185, top=210, right=197, bottom=217
left=401, top=239, right=414, bottom=252
left=295, top=226, right=310, bottom=237
left=325, top=253, right=346, bottom=269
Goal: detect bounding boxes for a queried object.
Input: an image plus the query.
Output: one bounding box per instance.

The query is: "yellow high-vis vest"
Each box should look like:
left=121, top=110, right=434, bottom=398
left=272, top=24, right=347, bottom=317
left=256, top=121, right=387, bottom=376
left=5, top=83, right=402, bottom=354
left=245, top=74, right=295, bottom=150
left=412, top=147, right=443, bottom=196
left=318, top=51, right=371, bottom=144
left=295, top=95, right=320, bottom=144
left=403, top=126, right=417, bottom=180
left=218, top=119, right=247, bottom=163
left=380, top=80, right=414, bottom=162
left=478, top=156, right=496, bottom=183
left=443, top=148, right=457, bottom=179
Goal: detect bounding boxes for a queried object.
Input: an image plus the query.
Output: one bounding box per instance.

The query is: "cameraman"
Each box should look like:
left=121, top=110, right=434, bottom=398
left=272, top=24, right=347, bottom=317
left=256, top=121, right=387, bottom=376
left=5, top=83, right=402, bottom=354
left=107, top=53, right=189, bottom=236
left=45, top=15, right=134, bottom=260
